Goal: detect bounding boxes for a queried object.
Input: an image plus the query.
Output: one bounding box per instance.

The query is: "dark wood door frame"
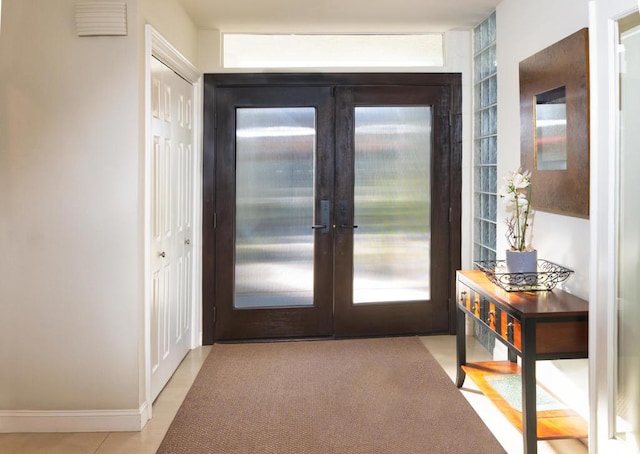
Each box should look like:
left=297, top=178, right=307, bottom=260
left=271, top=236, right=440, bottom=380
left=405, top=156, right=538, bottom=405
left=202, top=73, right=462, bottom=344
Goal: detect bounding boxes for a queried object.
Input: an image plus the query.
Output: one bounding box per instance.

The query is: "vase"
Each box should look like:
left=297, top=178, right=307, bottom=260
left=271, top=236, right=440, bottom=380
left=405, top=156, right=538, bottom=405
left=505, top=249, right=538, bottom=274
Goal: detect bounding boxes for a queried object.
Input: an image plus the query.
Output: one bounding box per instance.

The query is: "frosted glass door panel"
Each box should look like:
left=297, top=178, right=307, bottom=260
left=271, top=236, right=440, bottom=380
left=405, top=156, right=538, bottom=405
left=353, top=107, right=431, bottom=304
left=235, top=108, right=316, bottom=308
left=616, top=14, right=640, bottom=450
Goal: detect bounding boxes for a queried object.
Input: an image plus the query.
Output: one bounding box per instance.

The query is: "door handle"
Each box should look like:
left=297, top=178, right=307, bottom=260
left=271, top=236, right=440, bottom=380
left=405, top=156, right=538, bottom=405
left=312, top=199, right=330, bottom=234
left=337, top=201, right=357, bottom=231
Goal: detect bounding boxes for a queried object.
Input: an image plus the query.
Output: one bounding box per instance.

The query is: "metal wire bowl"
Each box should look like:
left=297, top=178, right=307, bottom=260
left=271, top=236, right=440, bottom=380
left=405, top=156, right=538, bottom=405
left=473, top=259, right=574, bottom=292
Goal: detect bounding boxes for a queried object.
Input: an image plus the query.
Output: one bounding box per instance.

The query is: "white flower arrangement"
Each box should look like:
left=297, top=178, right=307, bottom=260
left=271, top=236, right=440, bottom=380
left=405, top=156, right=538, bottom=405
left=499, top=168, right=535, bottom=252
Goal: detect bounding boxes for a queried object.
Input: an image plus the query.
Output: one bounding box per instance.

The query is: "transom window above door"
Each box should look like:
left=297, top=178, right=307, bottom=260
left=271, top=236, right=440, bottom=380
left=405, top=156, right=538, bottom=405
left=222, top=33, right=444, bottom=68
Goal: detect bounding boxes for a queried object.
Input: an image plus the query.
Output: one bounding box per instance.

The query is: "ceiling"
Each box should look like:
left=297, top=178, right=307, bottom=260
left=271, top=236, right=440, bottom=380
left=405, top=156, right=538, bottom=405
left=176, top=0, right=501, bottom=33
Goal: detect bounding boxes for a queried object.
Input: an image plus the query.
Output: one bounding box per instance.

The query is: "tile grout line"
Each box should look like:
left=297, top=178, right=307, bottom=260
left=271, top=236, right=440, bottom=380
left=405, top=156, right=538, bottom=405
left=93, top=432, right=111, bottom=454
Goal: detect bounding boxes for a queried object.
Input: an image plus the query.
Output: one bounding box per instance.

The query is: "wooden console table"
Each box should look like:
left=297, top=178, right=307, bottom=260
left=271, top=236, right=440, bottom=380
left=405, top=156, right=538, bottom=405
left=456, top=270, right=588, bottom=454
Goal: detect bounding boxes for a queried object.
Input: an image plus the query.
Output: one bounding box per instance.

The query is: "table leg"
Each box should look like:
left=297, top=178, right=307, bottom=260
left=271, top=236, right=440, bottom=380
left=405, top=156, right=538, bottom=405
left=521, top=319, right=537, bottom=454
left=456, top=306, right=466, bottom=388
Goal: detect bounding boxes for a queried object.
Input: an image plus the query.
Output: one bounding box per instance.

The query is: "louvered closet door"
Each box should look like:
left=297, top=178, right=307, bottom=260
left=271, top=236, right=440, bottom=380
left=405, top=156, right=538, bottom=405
left=150, top=56, right=194, bottom=401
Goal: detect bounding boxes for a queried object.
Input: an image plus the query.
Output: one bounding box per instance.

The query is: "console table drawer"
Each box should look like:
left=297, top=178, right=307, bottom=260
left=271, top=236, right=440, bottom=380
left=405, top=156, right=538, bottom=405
left=458, top=281, right=587, bottom=357
left=458, top=283, right=522, bottom=351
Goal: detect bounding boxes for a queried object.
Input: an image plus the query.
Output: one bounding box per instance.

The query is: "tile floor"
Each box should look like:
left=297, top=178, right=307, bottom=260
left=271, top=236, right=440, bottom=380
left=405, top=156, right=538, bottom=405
left=0, top=335, right=588, bottom=454
left=420, top=335, right=589, bottom=454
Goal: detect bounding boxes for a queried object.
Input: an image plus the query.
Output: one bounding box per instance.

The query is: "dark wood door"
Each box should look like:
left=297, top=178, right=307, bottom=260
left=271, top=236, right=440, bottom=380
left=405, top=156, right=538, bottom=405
left=211, top=85, right=335, bottom=340
left=202, top=74, right=461, bottom=342
left=332, top=85, right=454, bottom=336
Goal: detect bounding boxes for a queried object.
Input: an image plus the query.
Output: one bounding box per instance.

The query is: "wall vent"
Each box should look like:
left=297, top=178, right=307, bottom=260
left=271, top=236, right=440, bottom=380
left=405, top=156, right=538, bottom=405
left=75, top=2, right=127, bottom=37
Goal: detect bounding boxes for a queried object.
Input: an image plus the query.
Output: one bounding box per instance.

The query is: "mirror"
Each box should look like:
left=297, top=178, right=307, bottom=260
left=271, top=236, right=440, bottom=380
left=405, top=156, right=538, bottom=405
left=535, top=86, right=567, bottom=170
left=519, top=28, right=589, bottom=218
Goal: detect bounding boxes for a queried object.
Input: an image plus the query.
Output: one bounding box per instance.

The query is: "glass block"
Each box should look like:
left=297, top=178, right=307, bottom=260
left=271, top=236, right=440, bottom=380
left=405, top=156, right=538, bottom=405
left=481, top=193, right=489, bottom=218
left=488, top=13, right=496, bottom=44
left=488, top=107, right=497, bottom=135
left=476, top=138, right=485, bottom=165
left=481, top=109, right=490, bottom=136
left=488, top=46, right=497, bottom=76
left=488, top=165, right=497, bottom=192
left=477, top=21, right=486, bottom=51
left=474, top=167, right=483, bottom=192
left=475, top=218, right=483, bottom=240
left=474, top=243, right=482, bottom=260
left=473, top=24, right=481, bottom=55
left=474, top=55, right=483, bottom=82
left=489, top=194, right=497, bottom=221
left=480, top=138, right=488, bottom=164
left=489, top=76, right=497, bottom=104
left=488, top=222, right=497, bottom=248
left=481, top=52, right=489, bottom=79
left=473, top=10, right=497, bottom=263
left=482, top=166, right=492, bottom=192
left=488, top=136, right=497, bottom=164
left=474, top=193, right=481, bottom=216
left=486, top=78, right=495, bottom=107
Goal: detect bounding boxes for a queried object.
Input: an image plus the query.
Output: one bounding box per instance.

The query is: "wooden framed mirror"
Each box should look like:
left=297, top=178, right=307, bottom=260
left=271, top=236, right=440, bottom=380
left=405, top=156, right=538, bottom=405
left=520, top=28, right=590, bottom=218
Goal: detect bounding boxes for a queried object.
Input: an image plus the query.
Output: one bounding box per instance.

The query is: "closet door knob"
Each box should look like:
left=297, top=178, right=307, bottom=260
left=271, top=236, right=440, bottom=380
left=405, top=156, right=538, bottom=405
left=159, top=251, right=166, bottom=258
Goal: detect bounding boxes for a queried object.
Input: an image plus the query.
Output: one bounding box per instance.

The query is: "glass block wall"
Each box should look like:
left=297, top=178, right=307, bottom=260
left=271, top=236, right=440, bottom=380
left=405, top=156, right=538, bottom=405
left=473, top=12, right=497, bottom=263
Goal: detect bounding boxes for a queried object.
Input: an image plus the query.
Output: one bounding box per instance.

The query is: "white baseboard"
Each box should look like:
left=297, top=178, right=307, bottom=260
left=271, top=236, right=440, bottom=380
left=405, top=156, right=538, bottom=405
left=0, top=403, right=150, bottom=433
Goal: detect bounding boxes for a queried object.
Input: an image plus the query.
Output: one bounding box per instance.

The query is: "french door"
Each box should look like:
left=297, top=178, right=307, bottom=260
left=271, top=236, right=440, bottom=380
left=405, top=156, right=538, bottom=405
left=203, top=74, right=461, bottom=342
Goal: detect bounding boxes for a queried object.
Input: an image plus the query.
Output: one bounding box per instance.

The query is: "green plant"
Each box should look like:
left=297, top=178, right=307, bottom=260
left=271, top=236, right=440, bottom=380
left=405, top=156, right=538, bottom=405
left=499, top=168, right=535, bottom=252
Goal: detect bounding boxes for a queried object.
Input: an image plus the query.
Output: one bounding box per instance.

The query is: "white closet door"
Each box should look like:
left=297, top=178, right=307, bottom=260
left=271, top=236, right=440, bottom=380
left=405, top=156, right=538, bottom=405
left=150, top=56, right=194, bottom=401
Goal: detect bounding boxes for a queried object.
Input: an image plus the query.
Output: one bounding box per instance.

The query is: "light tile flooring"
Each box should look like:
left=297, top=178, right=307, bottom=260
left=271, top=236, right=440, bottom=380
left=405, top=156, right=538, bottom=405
left=420, top=335, right=588, bottom=454
left=0, top=335, right=588, bottom=454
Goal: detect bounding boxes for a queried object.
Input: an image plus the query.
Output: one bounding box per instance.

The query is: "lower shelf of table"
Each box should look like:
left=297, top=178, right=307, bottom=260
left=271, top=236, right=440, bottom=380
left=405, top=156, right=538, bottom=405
left=461, top=361, right=588, bottom=440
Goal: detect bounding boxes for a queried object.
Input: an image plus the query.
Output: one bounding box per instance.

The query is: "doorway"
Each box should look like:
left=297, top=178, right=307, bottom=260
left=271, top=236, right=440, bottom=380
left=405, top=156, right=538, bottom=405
left=203, top=74, right=461, bottom=342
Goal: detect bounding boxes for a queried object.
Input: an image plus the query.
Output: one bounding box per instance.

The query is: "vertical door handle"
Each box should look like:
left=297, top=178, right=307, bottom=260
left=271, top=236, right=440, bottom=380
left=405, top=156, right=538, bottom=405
left=311, top=200, right=330, bottom=234
left=338, top=200, right=357, bottom=230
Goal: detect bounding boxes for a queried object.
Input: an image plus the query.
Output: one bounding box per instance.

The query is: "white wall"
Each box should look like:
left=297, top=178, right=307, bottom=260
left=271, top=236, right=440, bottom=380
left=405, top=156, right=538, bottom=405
left=0, top=0, right=198, bottom=431
left=0, top=0, right=141, bottom=413
left=493, top=0, right=592, bottom=423
left=496, top=0, right=591, bottom=300
left=140, top=0, right=199, bottom=64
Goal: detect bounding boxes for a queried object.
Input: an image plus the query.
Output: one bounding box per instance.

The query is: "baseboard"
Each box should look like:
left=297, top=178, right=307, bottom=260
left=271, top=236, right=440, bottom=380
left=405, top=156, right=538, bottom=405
left=0, top=402, right=150, bottom=433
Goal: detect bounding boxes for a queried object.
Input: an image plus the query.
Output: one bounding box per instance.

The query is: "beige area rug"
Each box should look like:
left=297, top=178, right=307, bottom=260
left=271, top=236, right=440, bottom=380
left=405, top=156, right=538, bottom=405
left=156, top=337, right=506, bottom=454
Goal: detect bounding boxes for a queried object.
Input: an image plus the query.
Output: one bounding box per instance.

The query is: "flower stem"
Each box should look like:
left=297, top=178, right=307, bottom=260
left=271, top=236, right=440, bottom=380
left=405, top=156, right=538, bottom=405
left=519, top=185, right=532, bottom=251
left=514, top=184, right=522, bottom=251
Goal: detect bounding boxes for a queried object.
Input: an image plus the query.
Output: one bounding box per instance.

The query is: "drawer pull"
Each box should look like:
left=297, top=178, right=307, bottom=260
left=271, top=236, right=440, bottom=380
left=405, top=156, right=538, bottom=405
left=459, top=291, right=467, bottom=304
